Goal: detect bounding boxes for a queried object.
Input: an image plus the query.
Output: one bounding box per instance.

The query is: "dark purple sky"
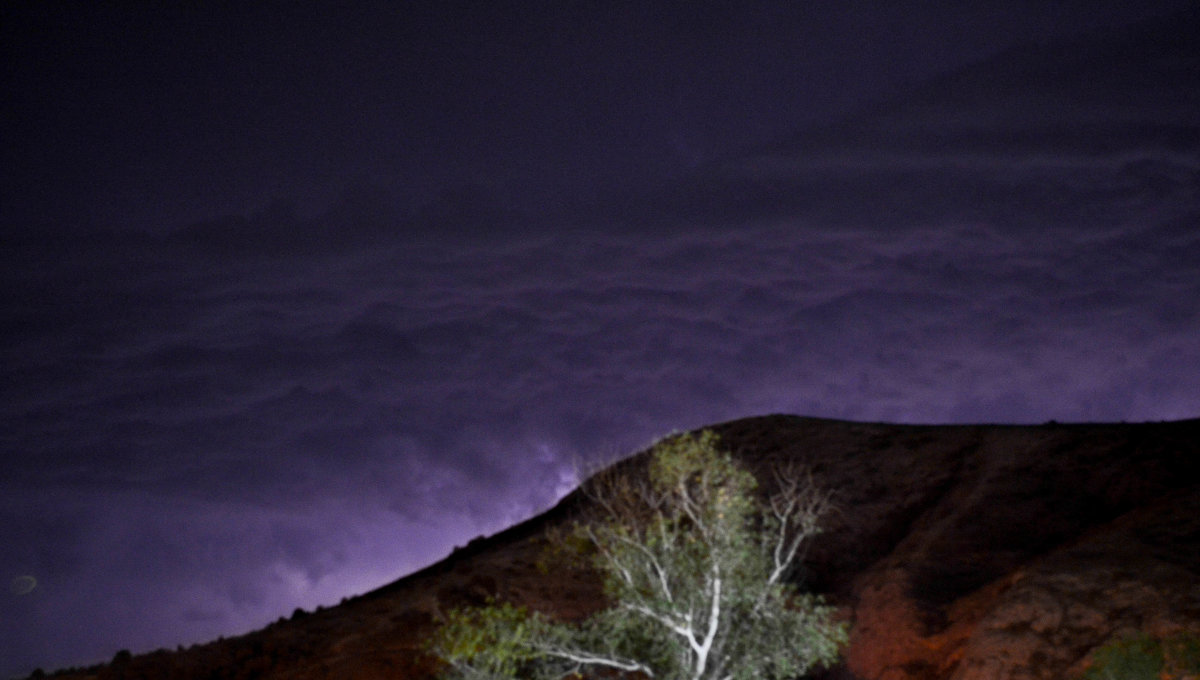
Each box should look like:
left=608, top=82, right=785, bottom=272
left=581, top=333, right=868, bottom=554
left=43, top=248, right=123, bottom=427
left=3, top=2, right=1199, bottom=675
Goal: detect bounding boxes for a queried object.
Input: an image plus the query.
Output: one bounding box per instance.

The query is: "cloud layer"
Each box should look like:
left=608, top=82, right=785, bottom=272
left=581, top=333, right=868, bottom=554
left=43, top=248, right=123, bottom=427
left=4, top=181, right=1198, bottom=671
left=2, top=8, right=1198, bottom=674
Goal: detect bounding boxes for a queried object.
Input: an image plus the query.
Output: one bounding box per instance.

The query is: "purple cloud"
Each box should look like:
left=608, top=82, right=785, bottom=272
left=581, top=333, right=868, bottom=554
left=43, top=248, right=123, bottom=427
left=2, top=6, right=1198, bottom=675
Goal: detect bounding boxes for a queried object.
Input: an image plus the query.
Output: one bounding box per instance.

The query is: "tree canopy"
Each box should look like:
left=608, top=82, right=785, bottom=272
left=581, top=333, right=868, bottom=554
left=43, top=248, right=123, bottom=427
left=432, top=430, right=848, bottom=680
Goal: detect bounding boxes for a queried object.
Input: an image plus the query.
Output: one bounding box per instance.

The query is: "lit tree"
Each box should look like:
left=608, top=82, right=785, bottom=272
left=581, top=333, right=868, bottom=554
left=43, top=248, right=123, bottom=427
left=433, top=430, right=847, bottom=680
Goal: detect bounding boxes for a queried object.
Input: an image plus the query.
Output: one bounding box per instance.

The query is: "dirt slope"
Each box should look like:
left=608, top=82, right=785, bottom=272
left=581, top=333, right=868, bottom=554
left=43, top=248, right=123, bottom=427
left=37, top=416, right=1200, bottom=680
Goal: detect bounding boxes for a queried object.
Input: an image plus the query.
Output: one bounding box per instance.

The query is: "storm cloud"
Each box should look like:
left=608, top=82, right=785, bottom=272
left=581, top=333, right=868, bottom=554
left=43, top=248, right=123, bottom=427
left=2, top=3, right=1198, bottom=676
left=4, top=176, right=1198, bottom=671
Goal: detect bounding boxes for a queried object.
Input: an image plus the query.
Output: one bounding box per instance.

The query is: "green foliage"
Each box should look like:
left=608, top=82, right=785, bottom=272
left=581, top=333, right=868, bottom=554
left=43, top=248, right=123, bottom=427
left=1083, top=632, right=1200, bottom=680
left=1165, top=634, right=1200, bottom=675
left=1085, top=634, right=1163, bottom=680
left=432, top=601, right=552, bottom=678
left=431, top=430, right=848, bottom=680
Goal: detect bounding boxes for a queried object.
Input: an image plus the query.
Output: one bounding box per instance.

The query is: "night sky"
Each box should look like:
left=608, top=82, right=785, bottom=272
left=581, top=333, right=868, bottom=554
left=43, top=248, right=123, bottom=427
left=3, top=2, right=1199, bottom=675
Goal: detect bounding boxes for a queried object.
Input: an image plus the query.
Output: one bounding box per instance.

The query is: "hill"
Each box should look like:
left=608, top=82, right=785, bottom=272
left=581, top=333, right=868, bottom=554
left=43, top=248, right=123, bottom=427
left=33, top=415, right=1200, bottom=679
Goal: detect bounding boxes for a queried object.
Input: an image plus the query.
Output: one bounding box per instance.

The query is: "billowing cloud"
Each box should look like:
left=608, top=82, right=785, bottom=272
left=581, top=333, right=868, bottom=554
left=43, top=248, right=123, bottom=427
left=2, top=8, right=1198, bottom=675
left=4, top=165, right=1199, bottom=667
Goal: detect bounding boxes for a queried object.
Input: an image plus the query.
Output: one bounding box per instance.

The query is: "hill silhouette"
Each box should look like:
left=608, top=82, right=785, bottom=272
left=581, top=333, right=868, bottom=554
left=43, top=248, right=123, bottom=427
left=31, top=415, right=1200, bottom=679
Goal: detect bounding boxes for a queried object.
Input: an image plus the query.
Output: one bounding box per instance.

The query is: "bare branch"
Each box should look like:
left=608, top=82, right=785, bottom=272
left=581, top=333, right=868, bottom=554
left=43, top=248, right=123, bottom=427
left=764, top=462, right=835, bottom=585
left=534, top=643, right=655, bottom=678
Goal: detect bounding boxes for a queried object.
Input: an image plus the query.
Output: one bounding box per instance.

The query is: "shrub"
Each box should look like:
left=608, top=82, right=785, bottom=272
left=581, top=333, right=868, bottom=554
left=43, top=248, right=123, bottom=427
left=1083, top=632, right=1200, bottom=680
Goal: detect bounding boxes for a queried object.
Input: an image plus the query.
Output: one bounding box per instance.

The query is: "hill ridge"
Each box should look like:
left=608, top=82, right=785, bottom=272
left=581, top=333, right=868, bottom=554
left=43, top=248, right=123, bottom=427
left=35, top=415, right=1200, bottom=680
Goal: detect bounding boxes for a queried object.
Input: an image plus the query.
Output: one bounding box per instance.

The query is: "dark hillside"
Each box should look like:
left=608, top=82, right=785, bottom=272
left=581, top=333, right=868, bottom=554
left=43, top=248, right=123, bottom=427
left=38, top=415, right=1200, bottom=680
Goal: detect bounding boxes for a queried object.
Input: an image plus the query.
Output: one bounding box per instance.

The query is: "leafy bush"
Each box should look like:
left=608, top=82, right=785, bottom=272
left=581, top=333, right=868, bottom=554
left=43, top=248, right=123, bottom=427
left=1083, top=632, right=1200, bottom=680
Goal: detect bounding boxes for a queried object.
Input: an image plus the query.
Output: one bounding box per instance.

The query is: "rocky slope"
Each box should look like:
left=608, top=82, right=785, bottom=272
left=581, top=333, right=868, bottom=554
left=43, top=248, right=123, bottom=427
left=35, top=415, right=1199, bottom=680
